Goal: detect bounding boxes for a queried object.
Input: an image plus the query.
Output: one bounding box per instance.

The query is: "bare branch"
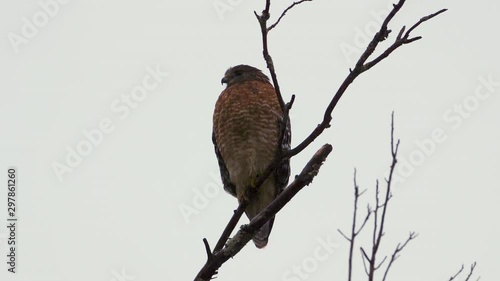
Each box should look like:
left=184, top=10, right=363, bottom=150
left=213, top=204, right=246, bottom=253
left=355, top=206, right=372, bottom=236
left=465, top=262, right=478, bottom=281
left=255, top=2, right=286, bottom=112
left=360, top=247, right=371, bottom=276
left=372, top=180, right=380, bottom=246
left=350, top=113, right=403, bottom=281
left=341, top=114, right=419, bottom=281
left=375, top=256, right=388, bottom=270
left=406, top=9, right=448, bottom=38
left=448, top=262, right=480, bottom=281
left=382, top=232, right=418, bottom=281
left=194, top=144, right=332, bottom=280
left=202, top=238, right=213, bottom=261
left=349, top=168, right=361, bottom=280
left=287, top=1, right=445, bottom=158
left=390, top=112, right=400, bottom=158
left=363, top=8, right=447, bottom=70
left=268, top=0, right=313, bottom=31
left=337, top=229, right=351, bottom=242
left=449, top=265, right=465, bottom=281
left=343, top=169, right=367, bottom=281
left=359, top=188, right=367, bottom=197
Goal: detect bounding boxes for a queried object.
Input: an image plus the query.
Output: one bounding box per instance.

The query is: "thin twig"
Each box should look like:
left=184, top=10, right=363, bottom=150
left=382, top=232, right=418, bottom=281
left=448, top=264, right=465, bottom=281
left=355, top=206, right=372, bottom=235
left=340, top=168, right=373, bottom=281
left=268, top=0, right=313, bottom=31
left=364, top=113, right=402, bottom=281
left=235, top=2, right=444, bottom=245
left=375, top=256, right=388, bottom=270
left=449, top=265, right=465, bottom=281
left=448, top=262, right=480, bottom=281
left=213, top=204, right=246, bottom=253
left=337, top=229, right=351, bottom=242
left=363, top=8, right=447, bottom=70
left=348, top=168, right=361, bottom=280
left=255, top=0, right=286, bottom=112
left=464, top=262, right=477, bottom=281
left=202, top=238, right=213, bottom=261
left=367, top=180, right=380, bottom=280
left=360, top=247, right=371, bottom=276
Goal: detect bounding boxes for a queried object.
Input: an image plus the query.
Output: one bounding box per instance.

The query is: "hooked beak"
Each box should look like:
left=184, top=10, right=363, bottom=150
left=221, top=77, right=229, bottom=85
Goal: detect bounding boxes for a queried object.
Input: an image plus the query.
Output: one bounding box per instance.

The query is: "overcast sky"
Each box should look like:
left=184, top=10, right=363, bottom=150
left=0, top=0, right=499, bottom=280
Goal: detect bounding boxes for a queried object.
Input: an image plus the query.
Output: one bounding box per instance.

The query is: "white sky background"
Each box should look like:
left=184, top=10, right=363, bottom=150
left=0, top=0, right=499, bottom=280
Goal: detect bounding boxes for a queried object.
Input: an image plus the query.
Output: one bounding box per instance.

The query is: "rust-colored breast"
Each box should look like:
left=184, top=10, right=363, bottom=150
left=213, top=81, right=282, bottom=192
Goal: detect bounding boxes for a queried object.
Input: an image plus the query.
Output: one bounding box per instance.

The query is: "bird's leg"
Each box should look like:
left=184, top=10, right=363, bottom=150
left=238, top=176, right=260, bottom=204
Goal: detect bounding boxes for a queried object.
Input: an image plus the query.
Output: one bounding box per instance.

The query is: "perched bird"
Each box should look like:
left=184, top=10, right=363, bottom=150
left=212, top=65, right=291, bottom=248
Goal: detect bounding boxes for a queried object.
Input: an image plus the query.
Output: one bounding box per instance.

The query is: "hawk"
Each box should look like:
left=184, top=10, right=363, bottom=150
left=212, top=65, right=291, bottom=248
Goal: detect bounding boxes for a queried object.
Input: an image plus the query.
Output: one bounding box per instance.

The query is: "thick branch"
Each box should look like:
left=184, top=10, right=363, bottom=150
left=194, top=144, right=332, bottom=280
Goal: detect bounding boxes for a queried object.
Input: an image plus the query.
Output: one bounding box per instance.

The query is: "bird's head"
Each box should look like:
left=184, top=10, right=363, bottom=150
left=221, top=65, right=270, bottom=87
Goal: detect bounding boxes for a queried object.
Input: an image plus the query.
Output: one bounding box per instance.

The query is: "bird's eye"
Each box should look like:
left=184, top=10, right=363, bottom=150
left=234, top=70, right=242, bottom=76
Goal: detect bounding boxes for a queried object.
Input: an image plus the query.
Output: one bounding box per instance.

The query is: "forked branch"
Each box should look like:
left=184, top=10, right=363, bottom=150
left=340, top=113, right=417, bottom=281
left=448, top=262, right=480, bottom=281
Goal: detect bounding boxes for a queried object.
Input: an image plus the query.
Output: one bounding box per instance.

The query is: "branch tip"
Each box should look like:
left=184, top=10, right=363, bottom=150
left=202, top=238, right=213, bottom=261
